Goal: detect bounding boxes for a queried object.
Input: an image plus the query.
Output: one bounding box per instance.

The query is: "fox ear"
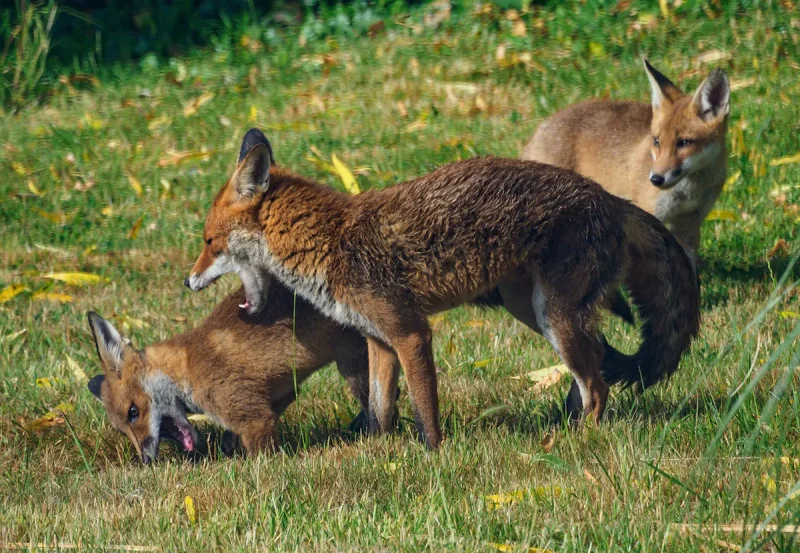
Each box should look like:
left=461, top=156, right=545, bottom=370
left=231, top=142, right=272, bottom=201
left=693, top=68, right=730, bottom=122
left=238, top=128, right=274, bottom=166
left=87, top=311, right=125, bottom=375
left=87, top=374, right=105, bottom=400
left=643, top=58, right=683, bottom=110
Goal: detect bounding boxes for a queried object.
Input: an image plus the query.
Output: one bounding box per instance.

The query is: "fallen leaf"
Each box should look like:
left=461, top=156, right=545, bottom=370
left=331, top=154, right=361, bottom=194
left=129, top=216, right=144, bottom=240
left=66, top=354, right=87, bottom=382
left=473, top=357, right=497, bottom=368
left=767, top=238, right=790, bottom=258
left=658, top=0, right=669, bottom=16
left=723, top=169, right=741, bottom=191
left=706, top=209, right=738, bottom=221
left=74, top=179, right=95, bottom=192
left=249, top=105, right=258, bottom=122
left=583, top=468, right=599, bottom=485
left=173, top=316, right=188, bottom=323
left=157, top=150, right=216, bottom=167
left=0, top=329, right=27, bottom=343
left=187, top=414, right=209, bottom=423
left=114, top=314, right=149, bottom=329
left=36, top=377, right=62, bottom=388
left=147, top=116, right=171, bottom=131
left=184, top=496, right=197, bottom=525
left=383, top=462, right=398, bottom=473
left=485, top=487, right=562, bottom=510
left=32, top=292, right=73, bottom=303
left=33, top=209, right=74, bottom=225
left=512, top=19, right=526, bottom=37
left=730, top=77, right=756, bottom=91
left=27, top=179, right=45, bottom=197
left=127, top=175, right=143, bottom=197
left=0, top=284, right=28, bottom=304
left=27, top=412, right=65, bottom=432
left=405, top=120, right=427, bottom=133
left=780, top=311, right=800, bottom=319
left=771, top=153, right=800, bottom=166
left=514, top=363, right=570, bottom=382
left=11, top=161, right=28, bottom=175
left=42, top=272, right=105, bottom=286
left=488, top=543, right=555, bottom=553
left=540, top=431, right=555, bottom=452
left=183, top=92, right=215, bottom=117
left=102, top=206, right=114, bottom=217
left=695, top=50, right=731, bottom=65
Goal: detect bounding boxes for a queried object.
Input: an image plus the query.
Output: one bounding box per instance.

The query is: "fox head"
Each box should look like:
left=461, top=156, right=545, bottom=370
left=643, top=59, right=730, bottom=189
left=185, top=128, right=274, bottom=315
left=87, top=312, right=199, bottom=463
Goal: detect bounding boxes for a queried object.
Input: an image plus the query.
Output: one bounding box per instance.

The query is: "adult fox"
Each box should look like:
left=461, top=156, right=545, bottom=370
left=186, top=130, right=700, bottom=449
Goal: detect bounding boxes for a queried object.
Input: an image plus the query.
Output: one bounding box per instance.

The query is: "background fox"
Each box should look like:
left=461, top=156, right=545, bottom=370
left=186, top=129, right=700, bottom=450
left=521, top=59, right=730, bottom=267
left=87, top=283, right=370, bottom=462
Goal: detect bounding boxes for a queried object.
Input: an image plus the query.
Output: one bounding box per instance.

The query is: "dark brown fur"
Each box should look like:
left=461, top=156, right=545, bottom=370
left=190, top=146, right=700, bottom=449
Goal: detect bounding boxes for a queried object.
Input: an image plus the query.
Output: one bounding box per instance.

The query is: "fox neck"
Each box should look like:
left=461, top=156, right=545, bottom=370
left=142, top=341, right=204, bottom=415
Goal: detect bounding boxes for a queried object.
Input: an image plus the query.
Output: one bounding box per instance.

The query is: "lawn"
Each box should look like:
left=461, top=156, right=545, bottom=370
left=1, top=0, right=800, bottom=550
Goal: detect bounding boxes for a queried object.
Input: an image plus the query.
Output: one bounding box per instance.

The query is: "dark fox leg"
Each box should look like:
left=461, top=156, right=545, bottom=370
left=238, top=412, right=279, bottom=456
left=367, top=336, right=400, bottom=434
left=334, top=333, right=372, bottom=431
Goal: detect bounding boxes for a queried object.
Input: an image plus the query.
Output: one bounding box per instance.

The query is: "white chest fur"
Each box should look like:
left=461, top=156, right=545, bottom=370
left=228, top=232, right=387, bottom=342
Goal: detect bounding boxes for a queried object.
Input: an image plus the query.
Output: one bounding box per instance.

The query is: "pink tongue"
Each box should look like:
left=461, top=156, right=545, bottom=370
left=180, top=426, right=194, bottom=452
left=239, top=300, right=251, bottom=310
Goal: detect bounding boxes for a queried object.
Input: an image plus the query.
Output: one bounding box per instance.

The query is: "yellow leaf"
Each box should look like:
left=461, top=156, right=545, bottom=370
left=249, top=105, right=258, bottom=122
left=706, top=209, right=738, bottom=221
left=383, top=462, right=399, bottom=473
left=32, top=292, right=73, bottom=303
left=514, top=364, right=570, bottom=382
left=129, top=216, right=144, bottom=240
left=102, top=206, right=114, bottom=217
left=42, top=272, right=105, bottom=286
left=33, top=209, right=74, bottom=225
left=331, top=154, right=361, bottom=194
left=730, top=78, right=756, bottom=91
left=658, top=0, right=669, bottom=16
left=183, top=92, right=215, bottom=117
left=489, top=544, right=555, bottom=553
left=780, top=311, right=800, bottom=319
left=184, top=496, right=197, bottom=524
left=771, top=153, right=800, bottom=166
left=52, top=402, right=74, bottom=414
left=11, top=161, right=28, bottom=175
left=66, top=354, right=87, bottom=382
left=27, top=179, right=45, bottom=197
left=127, top=175, right=143, bottom=197
left=485, top=489, right=526, bottom=510
left=511, top=19, right=526, bottom=37
left=147, top=116, right=171, bottom=131
left=36, top=377, right=62, bottom=388
left=473, top=358, right=498, bottom=369
left=723, top=170, right=741, bottom=191
left=588, top=42, right=605, bottom=58
left=0, top=284, right=28, bottom=303
left=27, top=412, right=65, bottom=432
left=187, top=414, right=209, bottom=423
left=157, top=150, right=216, bottom=167
left=405, top=120, right=427, bottom=133
left=115, top=314, right=149, bottom=329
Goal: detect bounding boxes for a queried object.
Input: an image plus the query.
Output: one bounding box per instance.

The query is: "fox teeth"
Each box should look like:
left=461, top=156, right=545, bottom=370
left=239, top=303, right=247, bottom=309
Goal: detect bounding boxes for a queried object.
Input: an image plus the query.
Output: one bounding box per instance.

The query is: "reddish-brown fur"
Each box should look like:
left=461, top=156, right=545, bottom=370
left=190, top=140, right=700, bottom=449
left=88, top=283, right=369, bottom=461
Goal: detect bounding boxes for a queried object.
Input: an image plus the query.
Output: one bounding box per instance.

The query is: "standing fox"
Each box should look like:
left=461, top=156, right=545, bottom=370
left=87, top=283, right=370, bottom=462
left=521, top=59, right=730, bottom=267
left=186, top=130, right=700, bottom=449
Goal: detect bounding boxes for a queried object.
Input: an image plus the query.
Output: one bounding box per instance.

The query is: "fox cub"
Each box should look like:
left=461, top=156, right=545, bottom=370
left=87, top=284, right=369, bottom=462
left=522, top=59, right=730, bottom=267
left=186, top=130, right=700, bottom=449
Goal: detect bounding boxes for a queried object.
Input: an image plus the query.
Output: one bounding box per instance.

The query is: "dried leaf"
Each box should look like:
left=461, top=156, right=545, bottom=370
left=730, top=78, right=756, bottom=91
left=473, top=357, right=497, bottom=368
left=706, top=209, right=738, bottom=221
left=66, top=354, right=87, bottom=382
left=183, top=92, right=215, bottom=117
left=583, top=468, right=599, bottom=485
left=1, top=329, right=27, bottom=343
left=540, top=431, right=555, bottom=453
left=42, top=272, right=105, bottom=286
left=767, top=238, right=790, bottom=258
left=147, top=116, right=171, bottom=131
left=127, top=175, right=143, bottom=197
left=658, top=0, right=669, bottom=16
left=331, top=154, right=361, bottom=194
left=771, top=153, right=800, bottom=166
left=514, top=363, right=570, bottom=382
left=0, top=284, right=28, bottom=304
left=405, top=120, right=427, bottom=133
left=187, top=414, right=209, bottom=423
left=723, top=170, right=741, bottom=191
left=489, top=544, right=555, bottom=553
left=129, top=217, right=144, bottom=240
left=27, top=179, right=45, bottom=197
left=695, top=50, right=731, bottom=65
left=511, top=20, right=526, bottom=37
left=11, top=161, right=28, bottom=175
left=115, top=314, right=149, bottom=329
left=157, top=150, right=215, bottom=167
left=32, top=292, right=73, bottom=303
left=780, top=311, right=800, bottom=319
left=184, top=496, right=197, bottom=524
left=27, top=412, right=65, bottom=432
left=485, top=487, right=562, bottom=510
left=74, top=179, right=96, bottom=192
left=36, top=377, right=62, bottom=388
left=33, top=209, right=74, bottom=225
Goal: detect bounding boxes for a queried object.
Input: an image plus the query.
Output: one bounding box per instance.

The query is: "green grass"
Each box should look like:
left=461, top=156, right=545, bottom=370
left=1, top=0, right=800, bottom=550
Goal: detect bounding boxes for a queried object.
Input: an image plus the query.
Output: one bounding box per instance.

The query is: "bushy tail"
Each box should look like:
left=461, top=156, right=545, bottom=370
left=601, top=208, right=700, bottom=389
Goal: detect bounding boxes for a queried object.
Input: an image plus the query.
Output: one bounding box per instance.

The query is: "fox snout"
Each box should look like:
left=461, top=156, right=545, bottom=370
left=649, top=167, right=682, bottom=189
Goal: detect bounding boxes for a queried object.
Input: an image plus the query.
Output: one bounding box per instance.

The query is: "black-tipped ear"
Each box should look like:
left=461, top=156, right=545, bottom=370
left=693, top=68, right=730, bottom=121
left=238, top=128, right=275, bottom=166
left=87, top=311, right=125, bottom=375
left=232, top=143, right=272, bottom=200
left=88, top=374, right=105, bottom=400
left=643, top=58, right=683, bottom=109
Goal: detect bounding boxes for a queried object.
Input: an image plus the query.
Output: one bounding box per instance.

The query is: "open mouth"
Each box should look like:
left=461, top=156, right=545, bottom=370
left=159, top=415, right=197, bottom=452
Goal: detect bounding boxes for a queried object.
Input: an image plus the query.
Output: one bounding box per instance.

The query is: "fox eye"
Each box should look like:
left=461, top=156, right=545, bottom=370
left=205, top=237, right=213, bottom=246
left=653, top=136, right=660, bottom=147
left=128, top=405, right=139, bottom=422
left=677, top=138, right=693, bottom=148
